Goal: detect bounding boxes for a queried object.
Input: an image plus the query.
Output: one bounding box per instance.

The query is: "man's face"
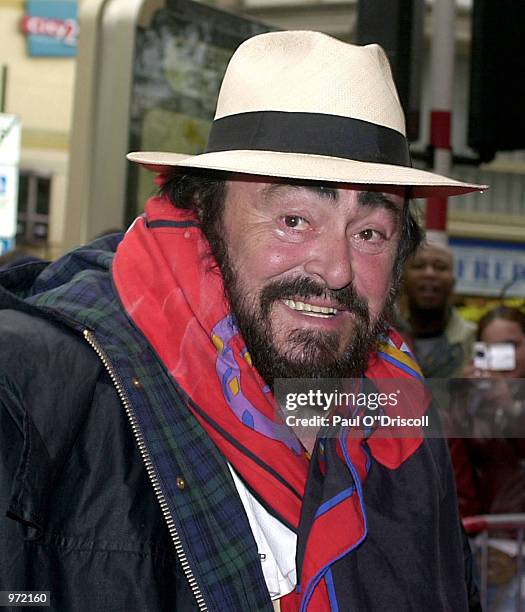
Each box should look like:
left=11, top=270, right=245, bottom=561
left=214, top=177, right=405, bottom=384
left=404, top=245, right=455, bottom=311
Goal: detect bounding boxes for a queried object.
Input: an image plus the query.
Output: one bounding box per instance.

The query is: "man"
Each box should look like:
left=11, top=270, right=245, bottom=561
left=0, top=31, right=484, bottom=610
left=403, top=240, right=476, bottom=378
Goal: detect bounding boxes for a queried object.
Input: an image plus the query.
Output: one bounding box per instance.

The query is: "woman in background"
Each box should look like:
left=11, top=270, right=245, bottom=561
left=451, top=305, right=525, bottom=518
left=449, top=306, right=525, bottom=611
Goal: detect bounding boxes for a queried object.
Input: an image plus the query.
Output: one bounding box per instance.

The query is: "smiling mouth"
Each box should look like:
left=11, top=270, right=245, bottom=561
left=417, top=286, right=440, bottom=296
left=282, top=299, right=339, bottom=318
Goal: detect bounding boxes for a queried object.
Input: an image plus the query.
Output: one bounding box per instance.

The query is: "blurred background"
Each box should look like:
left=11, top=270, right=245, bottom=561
left=1, top=0, right=524, bottom=320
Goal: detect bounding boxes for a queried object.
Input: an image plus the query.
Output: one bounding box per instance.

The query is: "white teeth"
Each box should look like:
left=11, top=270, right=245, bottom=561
left=283, top=299, right=338, bottom=316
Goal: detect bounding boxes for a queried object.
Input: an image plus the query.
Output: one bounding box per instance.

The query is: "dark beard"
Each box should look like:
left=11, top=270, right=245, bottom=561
left=205, top=225, right=394, bottom=387
left=243, top=276, right=389, bottom=381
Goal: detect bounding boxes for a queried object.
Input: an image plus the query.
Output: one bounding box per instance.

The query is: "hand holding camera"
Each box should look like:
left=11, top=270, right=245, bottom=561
left=473, top=342, right=516, bottom=372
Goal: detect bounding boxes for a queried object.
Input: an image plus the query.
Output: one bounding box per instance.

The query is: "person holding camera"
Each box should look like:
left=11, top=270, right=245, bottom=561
left=449, top=306, right=525, bottom=612
left=450, top=305, right=525, bottom=518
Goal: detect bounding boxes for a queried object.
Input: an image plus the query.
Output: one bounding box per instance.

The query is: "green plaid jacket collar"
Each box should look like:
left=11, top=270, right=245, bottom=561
left=4, top=236, right=273, bottom=612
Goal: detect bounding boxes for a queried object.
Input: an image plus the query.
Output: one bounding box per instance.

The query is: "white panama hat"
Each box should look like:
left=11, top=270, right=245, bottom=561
left=127, top=30, right=486, bottom=198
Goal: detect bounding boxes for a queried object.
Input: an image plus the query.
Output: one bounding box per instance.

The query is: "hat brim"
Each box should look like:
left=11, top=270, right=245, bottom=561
left=127, top=150, right=487, bottom=198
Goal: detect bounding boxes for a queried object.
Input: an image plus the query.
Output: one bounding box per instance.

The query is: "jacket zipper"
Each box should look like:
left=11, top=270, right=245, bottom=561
left=83, top=329, right=208, bottom=611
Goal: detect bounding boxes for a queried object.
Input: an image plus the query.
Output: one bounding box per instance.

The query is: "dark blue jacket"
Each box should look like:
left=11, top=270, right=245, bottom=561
left=0, top=237, right=480, bottom=611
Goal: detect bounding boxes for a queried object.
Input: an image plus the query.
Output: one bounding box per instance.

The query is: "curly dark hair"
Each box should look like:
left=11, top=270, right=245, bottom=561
left=160, top=169, right=423, bottom=288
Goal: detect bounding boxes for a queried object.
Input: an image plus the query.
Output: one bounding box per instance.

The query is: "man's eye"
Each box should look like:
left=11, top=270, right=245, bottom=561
left=352, top=228, right=390, bottom=254
left=357, top=228, right=383, bottom=242
left=283, top=215, right=308, bottom=229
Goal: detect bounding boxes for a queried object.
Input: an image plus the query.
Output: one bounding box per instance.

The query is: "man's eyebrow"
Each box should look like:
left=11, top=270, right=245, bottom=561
left=357, top=191, right=403, bottom=215
left=262, top=183, right=339, bottom=202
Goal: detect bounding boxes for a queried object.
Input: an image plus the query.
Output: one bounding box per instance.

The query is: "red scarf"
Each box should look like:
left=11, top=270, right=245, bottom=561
left=113, top=194, right=429, bottom=611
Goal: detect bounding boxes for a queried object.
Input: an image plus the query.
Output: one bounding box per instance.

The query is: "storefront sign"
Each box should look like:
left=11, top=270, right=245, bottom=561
left=0, top=114, right=21, bottom=255
left=451, top=238, right=525, bottom=298
left=21, top=1, right=78, bottom=57
left=0, top=237, right=15, bottom=255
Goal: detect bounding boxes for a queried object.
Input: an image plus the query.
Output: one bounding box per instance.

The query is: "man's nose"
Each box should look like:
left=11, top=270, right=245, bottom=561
left=421, top=263, right=438, bottom=276
left=303, top=236, right=353, bottom=290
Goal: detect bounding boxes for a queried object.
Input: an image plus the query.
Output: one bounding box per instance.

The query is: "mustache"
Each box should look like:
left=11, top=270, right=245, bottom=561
left=259, top=276, right=370, bottom=325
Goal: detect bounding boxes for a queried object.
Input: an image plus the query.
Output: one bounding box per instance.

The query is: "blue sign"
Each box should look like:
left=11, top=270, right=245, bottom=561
left=0, top=237, right=15, bottom=256
left=22, top=1, right=78, bottom=57
left=451, top=237, right=525, bottom=298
